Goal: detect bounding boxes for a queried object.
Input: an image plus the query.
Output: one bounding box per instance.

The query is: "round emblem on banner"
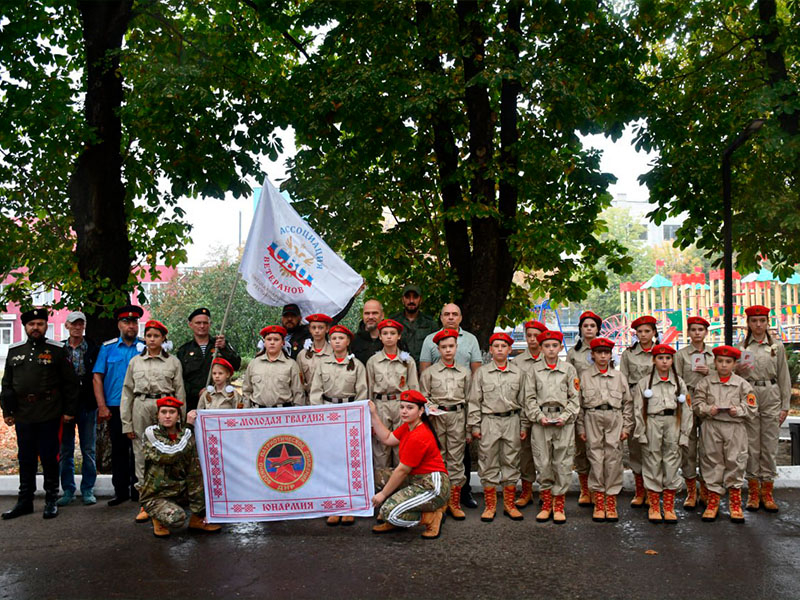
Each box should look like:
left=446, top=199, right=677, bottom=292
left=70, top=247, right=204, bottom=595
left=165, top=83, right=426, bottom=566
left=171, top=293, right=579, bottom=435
left=257, top=435, right=314, bottom=492
left=263, top=226, right=325, bottom=296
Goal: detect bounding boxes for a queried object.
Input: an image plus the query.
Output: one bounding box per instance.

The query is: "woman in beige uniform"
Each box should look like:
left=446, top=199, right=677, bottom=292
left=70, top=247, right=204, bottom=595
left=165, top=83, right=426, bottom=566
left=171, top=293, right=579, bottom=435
left=577, top=337, right=633, bottom=523
left=296, top=313, right=333, bottom=402
left=674, top=316, right=715, bottom=509
left=632, top=344, right=692, bottom=524
left=120, top=319, right=186, bottom=523
left=737, top=305, right=791, bottom=512
left=366, top=319, right=419, bottom=482
left=567, top=310, right=602, bottom=507
left=620, top=315, right=659, bottom=507
left=309, top=324, right=367, bottom=526
left=242, top=325, right=304, bottom=409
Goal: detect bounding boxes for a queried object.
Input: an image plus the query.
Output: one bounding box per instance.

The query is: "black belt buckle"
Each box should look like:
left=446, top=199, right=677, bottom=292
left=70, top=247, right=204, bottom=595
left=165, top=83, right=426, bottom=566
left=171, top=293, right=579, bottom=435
left=655, top=409, right=675, bottom=416
left=595, top=404, right=612, bottom=411
left=438, top=404, right=464, bottom=412
left=491, top=409, right=519, bottom=418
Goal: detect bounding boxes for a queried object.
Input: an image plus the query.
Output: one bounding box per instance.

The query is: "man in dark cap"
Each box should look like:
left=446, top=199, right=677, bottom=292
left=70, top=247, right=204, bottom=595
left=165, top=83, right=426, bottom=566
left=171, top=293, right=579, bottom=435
left=1, top=308, right=79, bottom=520
left=280, top=303, right=308, bottom=359
left=92, top=304, right=144, bottom=506
left=389, top=284, right=438, bottom=366
left=176, top=307, right=241, bottom=411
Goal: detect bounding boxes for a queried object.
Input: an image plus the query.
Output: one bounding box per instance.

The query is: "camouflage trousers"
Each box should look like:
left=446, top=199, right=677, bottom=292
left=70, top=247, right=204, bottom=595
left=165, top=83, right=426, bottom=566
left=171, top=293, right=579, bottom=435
left=379, top=472, right=450, bottom=527
left=143, top=498, right=190, bottom=529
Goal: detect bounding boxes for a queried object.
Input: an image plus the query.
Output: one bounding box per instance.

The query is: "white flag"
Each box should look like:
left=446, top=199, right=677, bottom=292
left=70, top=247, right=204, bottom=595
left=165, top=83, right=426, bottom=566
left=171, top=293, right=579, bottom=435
left=239, top=178, right=363, bottom=315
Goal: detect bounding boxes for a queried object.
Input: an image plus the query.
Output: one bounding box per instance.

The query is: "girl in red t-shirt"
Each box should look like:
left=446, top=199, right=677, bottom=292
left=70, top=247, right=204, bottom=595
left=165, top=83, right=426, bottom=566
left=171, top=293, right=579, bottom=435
left=369, top=390, right=450, bottom=539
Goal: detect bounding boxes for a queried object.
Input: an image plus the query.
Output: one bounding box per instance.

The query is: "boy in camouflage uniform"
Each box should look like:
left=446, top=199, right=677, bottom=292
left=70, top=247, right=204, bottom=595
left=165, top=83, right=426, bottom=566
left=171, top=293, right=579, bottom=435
left=140, top=396, right=220, bottom=537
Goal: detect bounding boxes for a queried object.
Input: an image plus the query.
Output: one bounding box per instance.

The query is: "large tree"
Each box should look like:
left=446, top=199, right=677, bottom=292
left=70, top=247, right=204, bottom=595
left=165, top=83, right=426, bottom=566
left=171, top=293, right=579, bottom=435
left=633, top=0, right=800, bottom=278
left=280, top=0, right=647, bottom=346
left=0, top=0, right=294, bottom=340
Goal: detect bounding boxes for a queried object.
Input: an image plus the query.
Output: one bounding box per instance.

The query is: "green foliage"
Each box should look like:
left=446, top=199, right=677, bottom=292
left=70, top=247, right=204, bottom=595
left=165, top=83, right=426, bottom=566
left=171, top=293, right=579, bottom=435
left=0, top=0, right=298, bottom=314
left=632, top=0, right=800, bottom=278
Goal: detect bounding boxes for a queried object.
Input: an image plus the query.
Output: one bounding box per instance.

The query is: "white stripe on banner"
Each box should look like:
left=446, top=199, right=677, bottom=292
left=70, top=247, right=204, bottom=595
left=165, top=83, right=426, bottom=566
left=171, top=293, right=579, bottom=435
left=194, top=402, right=375, bottom=523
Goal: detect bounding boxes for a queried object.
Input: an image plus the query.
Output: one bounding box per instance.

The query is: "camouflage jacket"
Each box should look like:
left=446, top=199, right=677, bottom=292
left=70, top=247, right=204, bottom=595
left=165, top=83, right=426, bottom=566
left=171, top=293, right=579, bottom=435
left=139, top=424, right=203, bottom=508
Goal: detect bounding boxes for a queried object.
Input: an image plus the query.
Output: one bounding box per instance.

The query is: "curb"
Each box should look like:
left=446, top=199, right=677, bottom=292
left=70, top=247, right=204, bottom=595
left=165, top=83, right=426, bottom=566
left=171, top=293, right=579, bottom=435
left=2, top=467, right=799, bottom=496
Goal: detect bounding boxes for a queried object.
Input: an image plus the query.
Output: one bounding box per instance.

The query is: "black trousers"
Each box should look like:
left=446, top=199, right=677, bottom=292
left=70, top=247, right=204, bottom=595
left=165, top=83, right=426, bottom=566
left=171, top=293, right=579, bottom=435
left=15, top=418, right=60, bottom=503
left=108, top=407, right=136, bottom=496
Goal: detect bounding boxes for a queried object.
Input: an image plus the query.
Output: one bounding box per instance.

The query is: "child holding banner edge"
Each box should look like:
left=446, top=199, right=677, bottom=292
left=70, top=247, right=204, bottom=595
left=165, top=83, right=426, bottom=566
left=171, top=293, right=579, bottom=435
left=369, top=390, right=451, bottom=539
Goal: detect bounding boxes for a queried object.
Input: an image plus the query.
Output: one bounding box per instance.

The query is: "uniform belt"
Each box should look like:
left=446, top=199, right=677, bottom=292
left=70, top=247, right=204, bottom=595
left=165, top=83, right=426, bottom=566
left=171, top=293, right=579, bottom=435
left=651, top=409, right=675, bottom=416
left=753, top=379, right=777, bottom=386
left=541, top=405, right=563, bottom=414
left=21, top=390, right=57, bottom=403
left=323, top=395, right=354, bottom=404
left=141, top=393, right=162, bottom=399
left=588, top=404, right=616, bottom=411
left=375, top=393, right=400, bottom=401
left=487, top=409, right=520, bottom=418
left=250, top=401, right=294, bottom=408
left=434, top=404, right=464, bottom=412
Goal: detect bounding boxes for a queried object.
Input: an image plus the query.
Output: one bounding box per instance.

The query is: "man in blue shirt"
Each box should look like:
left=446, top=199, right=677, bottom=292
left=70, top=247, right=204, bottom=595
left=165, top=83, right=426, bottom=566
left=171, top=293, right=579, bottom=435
left=92, top=305, right=144, bottom=506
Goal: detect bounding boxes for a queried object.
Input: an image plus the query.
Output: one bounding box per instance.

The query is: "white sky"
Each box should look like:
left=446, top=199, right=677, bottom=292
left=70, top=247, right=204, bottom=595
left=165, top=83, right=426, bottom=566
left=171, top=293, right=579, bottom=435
left=178, top=127, right=656, bottom=267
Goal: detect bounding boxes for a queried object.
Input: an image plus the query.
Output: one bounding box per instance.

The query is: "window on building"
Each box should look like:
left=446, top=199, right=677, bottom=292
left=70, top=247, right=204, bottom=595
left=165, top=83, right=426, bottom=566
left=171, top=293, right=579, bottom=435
left=31, top=287, right=55, bottom=305
left=139, top=282, right=165, bottom=304
left=662, top=224, right=681, bottom=241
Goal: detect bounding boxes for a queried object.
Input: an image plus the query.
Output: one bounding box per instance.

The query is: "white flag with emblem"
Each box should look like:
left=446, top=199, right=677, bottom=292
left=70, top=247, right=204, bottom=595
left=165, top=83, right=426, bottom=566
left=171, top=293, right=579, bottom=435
left=239, top=177, right=363, bottom=315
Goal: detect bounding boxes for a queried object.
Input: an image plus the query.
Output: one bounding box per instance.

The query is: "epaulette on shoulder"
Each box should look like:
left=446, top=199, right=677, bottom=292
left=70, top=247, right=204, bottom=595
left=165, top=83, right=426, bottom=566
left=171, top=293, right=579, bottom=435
left=8, top=340, right=25, bottom=350
left=46, top=339, right=63, bottom=348
left=104, top=337, right=119, bottom=346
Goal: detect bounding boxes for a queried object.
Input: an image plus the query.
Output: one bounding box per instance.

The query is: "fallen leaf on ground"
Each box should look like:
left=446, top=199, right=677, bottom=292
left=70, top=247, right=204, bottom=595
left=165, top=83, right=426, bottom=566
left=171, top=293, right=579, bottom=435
left=645, top=549, right=659, bottom=555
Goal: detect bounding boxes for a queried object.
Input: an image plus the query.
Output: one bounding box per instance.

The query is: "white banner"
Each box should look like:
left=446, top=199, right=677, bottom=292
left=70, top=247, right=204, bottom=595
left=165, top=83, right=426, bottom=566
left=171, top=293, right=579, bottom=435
left=239, top=177, right=364, bottom=316
left=195, top=402, right=375, bottom=522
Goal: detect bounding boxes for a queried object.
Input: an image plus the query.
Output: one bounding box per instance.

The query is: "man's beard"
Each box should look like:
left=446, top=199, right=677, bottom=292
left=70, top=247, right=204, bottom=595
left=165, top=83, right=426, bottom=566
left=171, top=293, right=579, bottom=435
left=122, top=331, right=137, bottom=342
left=405, top=304, right=419, bottom=314
left=365, top=322, right=377, bottom=332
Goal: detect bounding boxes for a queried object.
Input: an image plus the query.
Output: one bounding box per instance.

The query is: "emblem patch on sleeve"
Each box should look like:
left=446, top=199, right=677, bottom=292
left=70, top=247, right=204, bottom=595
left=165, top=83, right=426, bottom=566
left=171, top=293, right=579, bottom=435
left=574, top=378, right=580, bottom=391
left=746, top=393, right=757, bottom=407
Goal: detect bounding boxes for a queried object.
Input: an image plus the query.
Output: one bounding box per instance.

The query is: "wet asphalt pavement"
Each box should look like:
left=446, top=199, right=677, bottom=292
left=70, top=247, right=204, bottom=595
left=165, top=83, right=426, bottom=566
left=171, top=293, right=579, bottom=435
left=1, top=490, right=799, bottom=600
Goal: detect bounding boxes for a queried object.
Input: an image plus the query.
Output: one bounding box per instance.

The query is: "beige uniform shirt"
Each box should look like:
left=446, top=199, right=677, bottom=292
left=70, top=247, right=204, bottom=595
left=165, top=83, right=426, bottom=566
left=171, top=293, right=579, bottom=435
left=567, top=343, right=594, bottom=379
left=525, top=359, right=580, bottom=424
left=296, top=342, right=333, bottom=393
left=738, top=337, right=792, bottom=411
left=693, top=374, right=756, bottom=423
left=420, top=362, right=471, bottom=408
left=242, top=352, right=304, bottom=408
left=577, top=366, right=633, bottom=436
left=467, top=361, right=531, bottom=432
left=632, top=372, right=692, bottom=444
left=198, top=387, right=242, bottom=410
left=120, top=352, right=186, bottom=433
left=515, top=349, right=542, bottom=377
left=366, top=350, right=419, bottom=398
left=620, top=345, right=654, bottom=392
left=309, top=356, right=368, bottom=405
left=675, top=344, right=716, bottom=391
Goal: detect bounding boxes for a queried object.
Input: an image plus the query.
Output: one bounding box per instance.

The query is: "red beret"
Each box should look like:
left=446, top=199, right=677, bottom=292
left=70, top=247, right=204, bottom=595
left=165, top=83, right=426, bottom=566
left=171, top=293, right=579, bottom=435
left=590, top=338, right=615, bottom=351
left=687, top=316, right=710, bottom=328
left=651, top=344, right=676, bottom=356
left=745, top=305, right=770, bottom=317
left=328, top=324, right=354, bottom=339
left=144, top=320, right=168, bottom=335
left=631, top=315, right=657, bottom=330
left=377, top=319, right=404, bottom=333
left=305, top=313, right=332, bottom=324
left=400, top=390, right=427, bottom=405
left=537, top=330, right=564, bottom=344
left=713, top=345, right=741, bottom=360
left=211, top=357, right=234, bottom=373
left=433, top=328, right=459, bottom=344
left=156, top=396, right=184, bottom=409
left=260, top=325, right=287, bottom=338
left=524, top=320, right=547, bottom=332
left=579, top=311, right=602, bottom=325
left=489, top=332, right=514, bottom=346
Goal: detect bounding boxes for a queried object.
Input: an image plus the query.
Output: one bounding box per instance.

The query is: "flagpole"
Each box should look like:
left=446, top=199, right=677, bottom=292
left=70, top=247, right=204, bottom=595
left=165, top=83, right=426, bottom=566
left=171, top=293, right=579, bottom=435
left=204, top=270, right=242, bottom=389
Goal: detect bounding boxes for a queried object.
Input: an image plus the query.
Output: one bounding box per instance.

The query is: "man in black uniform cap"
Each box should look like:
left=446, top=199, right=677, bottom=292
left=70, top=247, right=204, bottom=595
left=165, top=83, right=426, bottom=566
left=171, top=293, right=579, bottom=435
left=176, top=307, right=241, bottom=411
left=1, top=308, right=79, bottom=519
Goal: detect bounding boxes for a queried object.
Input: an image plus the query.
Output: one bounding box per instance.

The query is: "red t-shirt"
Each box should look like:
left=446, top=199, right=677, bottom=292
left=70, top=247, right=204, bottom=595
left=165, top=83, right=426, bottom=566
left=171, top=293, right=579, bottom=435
left=392, top=422, right=447, bottom=475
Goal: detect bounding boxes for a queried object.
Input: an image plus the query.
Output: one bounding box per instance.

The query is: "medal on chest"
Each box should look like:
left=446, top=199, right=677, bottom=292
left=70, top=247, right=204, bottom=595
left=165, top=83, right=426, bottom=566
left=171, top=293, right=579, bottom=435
left=37, top=352, right=52, bottom=365
left=399, top=375, right=406, bottom=388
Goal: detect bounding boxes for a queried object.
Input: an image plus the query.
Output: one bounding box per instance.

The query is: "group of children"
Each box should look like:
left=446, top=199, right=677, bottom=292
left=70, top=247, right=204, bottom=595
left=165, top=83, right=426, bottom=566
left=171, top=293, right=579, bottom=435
left=129, top=304, right=790, bottom=536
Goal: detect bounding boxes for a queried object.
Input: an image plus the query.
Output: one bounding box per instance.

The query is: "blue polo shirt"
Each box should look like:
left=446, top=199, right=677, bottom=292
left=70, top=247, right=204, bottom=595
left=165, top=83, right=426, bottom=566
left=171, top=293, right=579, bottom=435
left=92, top=337, right=142, bottom=407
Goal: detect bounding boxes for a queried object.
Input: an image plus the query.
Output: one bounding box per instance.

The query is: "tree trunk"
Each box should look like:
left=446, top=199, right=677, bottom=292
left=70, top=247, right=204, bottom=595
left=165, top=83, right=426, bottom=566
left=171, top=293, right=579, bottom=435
left=757, top=0, right=799, bottom=138
left=68, top=1, right=134, bottom=343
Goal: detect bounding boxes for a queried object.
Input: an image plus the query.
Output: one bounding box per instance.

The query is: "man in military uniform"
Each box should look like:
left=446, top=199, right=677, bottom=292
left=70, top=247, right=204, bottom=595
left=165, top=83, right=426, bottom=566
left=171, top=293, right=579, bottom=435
left=140, top=396, right=220, bottom=537
left=176, top=307, right=241, bottom=412
left=389, top=285, right=438, bottom=366
left=93, top=304, right=144, bottom=506
left=1, top=308, right=79, bottom=520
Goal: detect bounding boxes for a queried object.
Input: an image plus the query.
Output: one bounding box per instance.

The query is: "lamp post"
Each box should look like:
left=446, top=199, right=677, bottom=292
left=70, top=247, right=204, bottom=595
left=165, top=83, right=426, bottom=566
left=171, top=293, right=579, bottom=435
left=722, top=118, right=765, bottom=345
